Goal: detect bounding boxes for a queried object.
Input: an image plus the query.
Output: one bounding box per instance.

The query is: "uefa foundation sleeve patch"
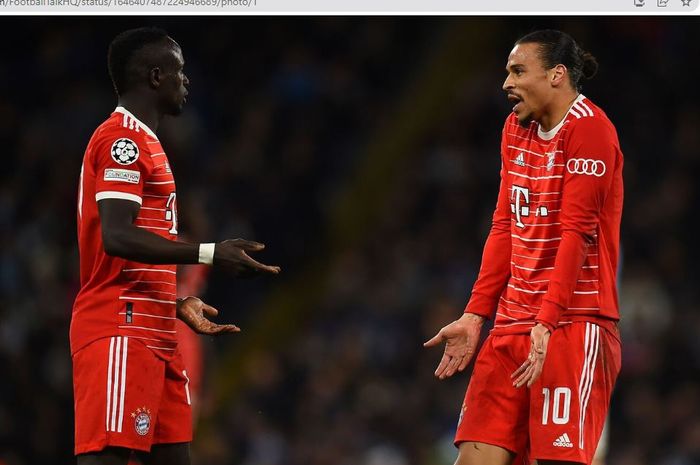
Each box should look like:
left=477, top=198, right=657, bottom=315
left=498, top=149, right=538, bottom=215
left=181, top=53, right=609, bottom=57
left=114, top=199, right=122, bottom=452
left=104, top=168, right=141, bottom=184
left=110, top=138, right=140, bottom=165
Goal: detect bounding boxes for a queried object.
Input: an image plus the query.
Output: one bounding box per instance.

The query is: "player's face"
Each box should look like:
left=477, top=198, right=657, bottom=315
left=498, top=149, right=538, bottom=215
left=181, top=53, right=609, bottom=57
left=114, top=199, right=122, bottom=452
left=502, top=43, right=553, bottom=126
left=159, top=42, right=189, bottom=116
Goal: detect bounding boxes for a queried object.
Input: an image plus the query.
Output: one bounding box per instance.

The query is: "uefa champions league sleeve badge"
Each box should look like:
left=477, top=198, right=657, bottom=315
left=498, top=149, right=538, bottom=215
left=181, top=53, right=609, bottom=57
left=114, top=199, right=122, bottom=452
left=110, top=138, right=140, bottom=165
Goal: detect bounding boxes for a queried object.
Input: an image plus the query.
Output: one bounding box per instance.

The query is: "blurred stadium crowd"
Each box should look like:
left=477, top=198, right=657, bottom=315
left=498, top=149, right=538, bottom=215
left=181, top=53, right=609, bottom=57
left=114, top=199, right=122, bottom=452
left=1, top=17, right=699, bottom=465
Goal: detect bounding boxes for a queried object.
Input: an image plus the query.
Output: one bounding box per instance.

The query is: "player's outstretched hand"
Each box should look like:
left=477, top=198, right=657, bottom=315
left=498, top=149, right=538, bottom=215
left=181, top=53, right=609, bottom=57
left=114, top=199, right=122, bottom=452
left=176, top=296, right=241, bottom=336
left=424, top=313, right=485, bottom=380
left=512, top=323, right=551, bottom=388
left=214, top=239, right=281, bottom=277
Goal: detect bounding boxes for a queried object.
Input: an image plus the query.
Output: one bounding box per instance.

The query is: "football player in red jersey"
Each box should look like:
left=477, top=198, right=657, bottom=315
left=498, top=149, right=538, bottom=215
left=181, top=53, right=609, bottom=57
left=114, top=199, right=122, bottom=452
left=425, top=30, right=623, bottom=465
left=72, top=27, right=280, bottom=465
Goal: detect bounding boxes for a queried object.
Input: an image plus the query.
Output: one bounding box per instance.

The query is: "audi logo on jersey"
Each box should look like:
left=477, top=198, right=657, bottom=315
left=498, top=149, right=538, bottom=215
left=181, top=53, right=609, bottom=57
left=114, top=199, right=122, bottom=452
left=566, top=158, right=606, bottom=177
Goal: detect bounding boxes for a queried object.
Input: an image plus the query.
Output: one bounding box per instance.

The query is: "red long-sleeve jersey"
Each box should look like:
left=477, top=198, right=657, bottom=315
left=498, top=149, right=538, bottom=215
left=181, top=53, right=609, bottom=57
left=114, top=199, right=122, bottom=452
left=465, top=95, right=623, bottom=335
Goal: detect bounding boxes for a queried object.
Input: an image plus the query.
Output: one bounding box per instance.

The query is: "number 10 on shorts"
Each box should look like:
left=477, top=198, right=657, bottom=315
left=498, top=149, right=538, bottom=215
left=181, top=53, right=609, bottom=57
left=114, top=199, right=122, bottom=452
left=541, top=387, right=571, bottom=425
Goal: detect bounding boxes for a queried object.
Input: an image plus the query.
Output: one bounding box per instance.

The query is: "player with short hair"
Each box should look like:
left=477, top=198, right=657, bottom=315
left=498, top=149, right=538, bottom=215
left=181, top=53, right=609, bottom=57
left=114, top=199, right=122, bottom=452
left=425, top=30, right=623, bottom=465
left=72, top=27, right=280, bottom=465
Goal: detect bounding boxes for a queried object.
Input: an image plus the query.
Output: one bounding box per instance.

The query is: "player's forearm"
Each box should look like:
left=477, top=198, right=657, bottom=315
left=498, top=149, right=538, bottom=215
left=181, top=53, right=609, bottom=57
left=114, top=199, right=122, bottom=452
left=464, top=226, right=512, bottom=319
left=536, top=229, right=589, bottom=330
left=102, top=224, right=199, bottom=264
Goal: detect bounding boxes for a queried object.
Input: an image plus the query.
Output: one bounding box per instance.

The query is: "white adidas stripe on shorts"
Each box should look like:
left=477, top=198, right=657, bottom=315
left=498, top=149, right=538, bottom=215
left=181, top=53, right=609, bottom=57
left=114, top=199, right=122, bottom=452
left=105, top=336, right=129, bottom=433
left=578, top=322, right=600, bottom=449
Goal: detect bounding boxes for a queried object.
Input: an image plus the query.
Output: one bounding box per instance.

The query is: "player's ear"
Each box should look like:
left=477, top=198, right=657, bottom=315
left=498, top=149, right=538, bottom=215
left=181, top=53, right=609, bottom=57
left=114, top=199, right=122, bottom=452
left=550, top=64, right=568, bottom=88
left=148, top=67, right=162, bottom=89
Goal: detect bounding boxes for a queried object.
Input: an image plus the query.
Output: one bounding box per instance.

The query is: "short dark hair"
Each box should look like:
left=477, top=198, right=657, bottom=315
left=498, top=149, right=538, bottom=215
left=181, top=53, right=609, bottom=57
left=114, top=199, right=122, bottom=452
left=516, top=30, right=598, bottom=92
left=108, top=27, right=170, bottom=96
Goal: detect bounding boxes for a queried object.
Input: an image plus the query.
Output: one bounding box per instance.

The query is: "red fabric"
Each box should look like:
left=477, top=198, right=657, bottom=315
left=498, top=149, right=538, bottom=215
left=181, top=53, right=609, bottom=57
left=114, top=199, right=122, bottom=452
left=71, top=108, right=180, bottom=360
left=455, top=322, right=621, bottom=464
left=73, top=336, right=192, bottom=455
left=464, top=96, right=624, bottom=335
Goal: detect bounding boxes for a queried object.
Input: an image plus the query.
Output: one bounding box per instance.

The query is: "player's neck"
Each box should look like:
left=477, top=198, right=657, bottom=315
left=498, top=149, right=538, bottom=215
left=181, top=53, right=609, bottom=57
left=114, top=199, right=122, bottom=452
left=117, top=96, right=161, bottom=133
left=539, top=91, right=580, bottom=132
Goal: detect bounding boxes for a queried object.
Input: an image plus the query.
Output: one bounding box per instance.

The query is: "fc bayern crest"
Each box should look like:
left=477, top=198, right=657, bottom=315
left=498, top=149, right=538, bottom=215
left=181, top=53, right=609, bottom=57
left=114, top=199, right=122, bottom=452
left=131, top=407, right=151, bottom=436
left=111, top=138, right=140, bottom=165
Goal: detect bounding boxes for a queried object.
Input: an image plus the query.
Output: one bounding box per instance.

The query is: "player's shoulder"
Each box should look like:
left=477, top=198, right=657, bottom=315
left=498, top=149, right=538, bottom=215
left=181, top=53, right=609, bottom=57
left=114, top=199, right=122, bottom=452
left=87, top=107, right=158, bottom=163
left=566, top=95, right=616, bottom=135
left=94, top=107, right=157, bottom=143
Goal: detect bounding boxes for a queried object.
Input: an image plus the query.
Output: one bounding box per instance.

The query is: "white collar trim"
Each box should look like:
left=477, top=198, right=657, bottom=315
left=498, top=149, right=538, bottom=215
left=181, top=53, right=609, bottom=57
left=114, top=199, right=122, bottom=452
left=114, top=106, right=159, bottom=140
left=537, top=94, right=585, bottom=141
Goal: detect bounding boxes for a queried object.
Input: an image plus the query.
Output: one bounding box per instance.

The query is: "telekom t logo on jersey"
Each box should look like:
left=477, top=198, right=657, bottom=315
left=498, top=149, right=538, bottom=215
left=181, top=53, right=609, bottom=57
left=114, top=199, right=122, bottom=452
left=511, top=185, right=530, bottom=228
left=510, top=185, right=548, bottom=228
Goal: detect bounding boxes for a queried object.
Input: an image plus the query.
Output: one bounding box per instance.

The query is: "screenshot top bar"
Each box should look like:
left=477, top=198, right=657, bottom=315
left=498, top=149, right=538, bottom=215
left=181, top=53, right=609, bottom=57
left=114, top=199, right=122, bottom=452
left=0, top=0, right=697, bottom=13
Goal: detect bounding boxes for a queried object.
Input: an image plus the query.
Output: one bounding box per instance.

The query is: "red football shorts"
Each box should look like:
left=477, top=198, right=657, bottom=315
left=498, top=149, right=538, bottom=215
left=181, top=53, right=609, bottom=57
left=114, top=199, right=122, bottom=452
left=455, top=321, right=621, bottom=464
left=73, top=336, right=193, bottom=455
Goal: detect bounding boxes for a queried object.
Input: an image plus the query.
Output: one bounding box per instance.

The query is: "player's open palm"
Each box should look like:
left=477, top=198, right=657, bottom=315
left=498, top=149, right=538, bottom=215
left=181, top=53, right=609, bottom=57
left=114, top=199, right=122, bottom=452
left=214, top=239, right=281, bottom=277
left=424, top=313, right=485, bottom=379
left=512, top=323, right=551, bottom=388
left=177, top=296, right=241, bottom=336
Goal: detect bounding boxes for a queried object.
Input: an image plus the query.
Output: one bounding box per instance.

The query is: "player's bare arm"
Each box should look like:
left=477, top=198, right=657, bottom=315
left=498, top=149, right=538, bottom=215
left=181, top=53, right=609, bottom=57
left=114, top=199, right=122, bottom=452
left=98, top=198, right=281, bottom=276
left=424, top=313, right=485, bottom=379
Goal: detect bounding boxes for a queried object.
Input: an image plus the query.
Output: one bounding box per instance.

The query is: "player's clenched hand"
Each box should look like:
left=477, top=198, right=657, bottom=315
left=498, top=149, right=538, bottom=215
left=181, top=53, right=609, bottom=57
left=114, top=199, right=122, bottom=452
left=424, top=313, right=485, bottom=380
left=512, top=323, right=551, bottom=388
left=214, top=239, right=281, bottom=277
left=176, top=296, right=241, bottom=336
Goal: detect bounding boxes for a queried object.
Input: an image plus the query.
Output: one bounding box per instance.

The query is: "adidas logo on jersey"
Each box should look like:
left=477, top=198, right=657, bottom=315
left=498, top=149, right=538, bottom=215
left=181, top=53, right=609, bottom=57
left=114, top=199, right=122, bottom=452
left=514, top=152, right=526, bottom=167
left=552, top=433, right=574, bottom=448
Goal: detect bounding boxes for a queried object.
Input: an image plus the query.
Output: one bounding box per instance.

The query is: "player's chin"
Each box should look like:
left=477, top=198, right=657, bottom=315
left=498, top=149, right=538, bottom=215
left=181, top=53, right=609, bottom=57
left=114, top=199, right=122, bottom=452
left=168, top=102, right=185, bottom=116
left=516, top=110, right=533, bottom=128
